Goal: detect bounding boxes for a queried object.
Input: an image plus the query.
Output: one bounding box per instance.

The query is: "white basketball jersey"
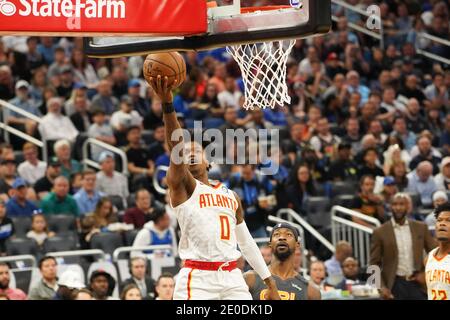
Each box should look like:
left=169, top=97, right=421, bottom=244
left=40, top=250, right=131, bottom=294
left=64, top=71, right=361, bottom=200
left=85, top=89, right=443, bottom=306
left=425, top=247, right=450, bottom=300
left=171, top=179, right=242, bottom=262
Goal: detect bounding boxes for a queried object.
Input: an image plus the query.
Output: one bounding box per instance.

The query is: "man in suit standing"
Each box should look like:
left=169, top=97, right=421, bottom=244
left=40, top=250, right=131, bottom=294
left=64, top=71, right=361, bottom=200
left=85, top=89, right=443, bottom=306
left=370, top=192, right=437, bottom=300
left=121, top=257, right=156, bottom=300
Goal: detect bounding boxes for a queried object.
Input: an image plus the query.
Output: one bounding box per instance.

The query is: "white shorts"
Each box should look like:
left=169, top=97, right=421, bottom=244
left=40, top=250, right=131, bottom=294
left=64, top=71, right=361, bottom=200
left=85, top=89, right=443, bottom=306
left=173, top=267, right=252, bottom=300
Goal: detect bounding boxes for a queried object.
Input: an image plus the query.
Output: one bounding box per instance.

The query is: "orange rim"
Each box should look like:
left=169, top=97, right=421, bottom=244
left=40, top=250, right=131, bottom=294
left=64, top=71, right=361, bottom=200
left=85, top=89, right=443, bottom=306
left=241, top=5, right=292, bottom=14
left=207, top=1, right=218, bottom=9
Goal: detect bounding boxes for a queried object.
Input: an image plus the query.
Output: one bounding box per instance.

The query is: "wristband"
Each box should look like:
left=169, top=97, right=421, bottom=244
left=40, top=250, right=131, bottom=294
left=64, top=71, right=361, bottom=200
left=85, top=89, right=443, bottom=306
left=163, top=103, right=175, bottom=114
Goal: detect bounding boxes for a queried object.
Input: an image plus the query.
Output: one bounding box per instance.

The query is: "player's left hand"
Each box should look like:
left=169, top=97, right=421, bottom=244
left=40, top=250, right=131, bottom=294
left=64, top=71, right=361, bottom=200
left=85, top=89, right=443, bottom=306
left=149, top=75, right=177, bottom=103
left=264, top=277, right=281, bottom=300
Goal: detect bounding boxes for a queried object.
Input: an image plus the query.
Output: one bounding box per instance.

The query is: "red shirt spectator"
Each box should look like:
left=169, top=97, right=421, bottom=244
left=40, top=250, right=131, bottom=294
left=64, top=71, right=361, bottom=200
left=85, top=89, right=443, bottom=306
left=124, top=189, right=158, bottom=229
left=0, top=262, right=27, bottom=300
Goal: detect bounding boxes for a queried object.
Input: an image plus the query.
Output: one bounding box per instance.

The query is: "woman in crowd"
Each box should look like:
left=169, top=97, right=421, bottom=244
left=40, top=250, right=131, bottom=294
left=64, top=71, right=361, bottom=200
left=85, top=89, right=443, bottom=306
left=120, top=284, right=143, bottom=300
left=285, top=163, right=317, bottom=216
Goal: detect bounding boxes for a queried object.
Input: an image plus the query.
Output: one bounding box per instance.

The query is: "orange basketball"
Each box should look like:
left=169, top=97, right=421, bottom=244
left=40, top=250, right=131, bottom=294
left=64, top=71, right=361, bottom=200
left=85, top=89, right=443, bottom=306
left=143, top=52, right=186, bottom=89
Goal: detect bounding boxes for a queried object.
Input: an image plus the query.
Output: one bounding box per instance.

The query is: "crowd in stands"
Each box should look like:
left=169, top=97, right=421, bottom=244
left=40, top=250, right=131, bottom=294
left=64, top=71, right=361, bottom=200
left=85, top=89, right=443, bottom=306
left=0, top=0, right=449, bottom=300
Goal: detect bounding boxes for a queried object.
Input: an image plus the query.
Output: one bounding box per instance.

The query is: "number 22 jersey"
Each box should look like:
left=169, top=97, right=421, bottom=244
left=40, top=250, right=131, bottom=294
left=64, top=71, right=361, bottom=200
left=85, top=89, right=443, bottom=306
left=425, top=247, right=450, bottom=300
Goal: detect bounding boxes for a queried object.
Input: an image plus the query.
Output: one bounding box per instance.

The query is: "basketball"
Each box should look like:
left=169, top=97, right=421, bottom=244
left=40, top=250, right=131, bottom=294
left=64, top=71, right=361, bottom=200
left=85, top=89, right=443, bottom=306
left=143, top=52, right=186, bottom=89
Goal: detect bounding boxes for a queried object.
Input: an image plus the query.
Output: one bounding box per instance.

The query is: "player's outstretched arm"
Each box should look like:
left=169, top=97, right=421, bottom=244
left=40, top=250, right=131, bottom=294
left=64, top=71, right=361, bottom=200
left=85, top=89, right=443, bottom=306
left=234, top=192, right=280, bottom=300
left=149, top=76, right=196, bottom=205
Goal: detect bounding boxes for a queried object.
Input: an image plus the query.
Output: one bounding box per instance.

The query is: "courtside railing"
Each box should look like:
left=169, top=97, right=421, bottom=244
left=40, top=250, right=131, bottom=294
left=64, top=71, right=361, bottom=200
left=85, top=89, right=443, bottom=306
left=275, top=208, right=335, bottom=253
left=331, top=0, right=449, bottom=65
left=331, top=0, right=384, bottom=48
left=0, top=99, right=48, bottom=162
left=82, top=138, right=129, bottom=176
left=416, top=32, right=450, bottom=65
left=331, top=205, right=380, bottom=268
left=46, top=249, right=107, bottom=261
left=113, top=245, right=175, bottom=280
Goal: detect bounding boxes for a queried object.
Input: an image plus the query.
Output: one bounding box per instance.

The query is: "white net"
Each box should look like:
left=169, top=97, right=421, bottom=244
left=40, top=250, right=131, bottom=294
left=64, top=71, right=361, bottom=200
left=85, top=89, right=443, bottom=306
left=226, top=39, right=295, bottom=110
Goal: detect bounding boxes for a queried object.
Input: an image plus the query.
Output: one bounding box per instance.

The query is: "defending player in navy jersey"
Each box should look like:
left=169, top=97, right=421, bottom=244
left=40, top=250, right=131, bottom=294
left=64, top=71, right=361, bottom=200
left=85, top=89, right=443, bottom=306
left=245, top=222, right=321, bottom=300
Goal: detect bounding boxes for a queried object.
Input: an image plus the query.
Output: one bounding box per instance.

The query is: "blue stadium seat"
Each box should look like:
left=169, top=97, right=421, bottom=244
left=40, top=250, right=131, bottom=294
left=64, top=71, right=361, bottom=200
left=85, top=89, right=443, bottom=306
left=184, top=119, right=195, bottom=129
left=204, top=118, right=225, bottom=129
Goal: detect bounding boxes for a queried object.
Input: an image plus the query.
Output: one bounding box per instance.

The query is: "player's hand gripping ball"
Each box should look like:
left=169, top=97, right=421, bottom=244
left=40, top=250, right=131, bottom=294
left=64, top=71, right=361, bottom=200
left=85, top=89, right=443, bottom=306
left=143, top=52, right=186, bottom=89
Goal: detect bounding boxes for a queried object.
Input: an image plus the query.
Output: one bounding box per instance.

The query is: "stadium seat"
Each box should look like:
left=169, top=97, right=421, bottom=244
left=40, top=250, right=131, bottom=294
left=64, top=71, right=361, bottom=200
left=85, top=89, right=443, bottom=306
left=8, top=270, right=16, bottom=289
left=406, top=192, right=422, bottom=209
left=304, top=196, right=331, bottom=228
left=43, top=236, right=77, bottom=253
left=13, top=151, right=25, bottom=165
left=315, top=182, right=332, bottom=197
left=184, top=119, right=195, bottom=129
left=47, top=215, right=77, bottom=236
left=87, top=261, right=119, bottom=298
left=331, top=181, right=358, bottom=197
left=90, top=232, right=124, bottom=256
left=6, top=238, right=41, bottom=259
left=141, top=130, right=155, bottom=146
left=332, top=194, right=356, bottom=209
left=28, top=267, right=42, bottom=291
left=109, top=195, right=125, bottom=212
left=127, top=194, right=136, bottom=208
left=204, top=117, right=225, bottom=129
left=10, top=269, right=33, bottom=293
left=124, top=230, right=139, bottom=246
left=11, top=217, right=32, bottom=238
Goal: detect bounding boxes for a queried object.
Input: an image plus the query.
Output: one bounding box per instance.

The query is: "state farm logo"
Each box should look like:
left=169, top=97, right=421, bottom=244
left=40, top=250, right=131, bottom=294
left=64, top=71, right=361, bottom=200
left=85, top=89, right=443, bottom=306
left=0, top=0, right=126, bottom=18
left=0, top=1, right=17, bottom=16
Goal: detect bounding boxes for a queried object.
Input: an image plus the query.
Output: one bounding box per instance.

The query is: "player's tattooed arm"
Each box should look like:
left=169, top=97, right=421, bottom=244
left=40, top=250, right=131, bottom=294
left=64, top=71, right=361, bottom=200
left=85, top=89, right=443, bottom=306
left=149, top=76, right=196, bottom=205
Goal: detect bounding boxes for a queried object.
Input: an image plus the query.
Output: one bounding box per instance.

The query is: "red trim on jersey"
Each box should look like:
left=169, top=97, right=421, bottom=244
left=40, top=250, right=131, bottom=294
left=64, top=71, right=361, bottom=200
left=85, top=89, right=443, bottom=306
left=185, top=260, right=237, bottom=271
left=433, top=250, right=449, bottom=262
left=212, top=182, right=222, bottom=189
left=187, top=269, right=194, bottom=300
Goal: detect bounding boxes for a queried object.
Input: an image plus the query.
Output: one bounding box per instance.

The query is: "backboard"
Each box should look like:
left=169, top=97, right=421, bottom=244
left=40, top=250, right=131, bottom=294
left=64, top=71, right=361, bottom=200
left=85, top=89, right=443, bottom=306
left=84, top=0, right=331, bottom=58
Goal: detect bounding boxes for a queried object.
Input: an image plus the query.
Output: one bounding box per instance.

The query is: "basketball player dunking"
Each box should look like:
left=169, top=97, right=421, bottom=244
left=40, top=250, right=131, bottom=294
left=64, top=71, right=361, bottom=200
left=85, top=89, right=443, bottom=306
left=149, top=76, right=280, bottom=300
left=245, top=223, right=321, bottom=300
left=425, top=202, right=450, bottom=300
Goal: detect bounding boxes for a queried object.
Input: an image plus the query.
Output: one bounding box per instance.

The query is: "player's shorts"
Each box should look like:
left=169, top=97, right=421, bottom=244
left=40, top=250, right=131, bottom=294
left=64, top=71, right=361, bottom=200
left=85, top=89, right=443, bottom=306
left=173, top=260, right=252, bottom=300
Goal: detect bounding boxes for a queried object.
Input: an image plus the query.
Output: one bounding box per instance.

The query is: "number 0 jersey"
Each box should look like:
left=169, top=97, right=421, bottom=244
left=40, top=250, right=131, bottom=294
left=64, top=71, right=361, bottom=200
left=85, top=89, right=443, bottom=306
left=425, top=247, right=450, bottom=300
left=171, top=179, right=242, bottom=262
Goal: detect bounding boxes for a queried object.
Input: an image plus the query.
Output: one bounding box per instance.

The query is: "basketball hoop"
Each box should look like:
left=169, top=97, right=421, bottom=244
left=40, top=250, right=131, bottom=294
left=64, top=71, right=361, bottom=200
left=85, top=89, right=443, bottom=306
left=227, top=39, right=295, bottom=110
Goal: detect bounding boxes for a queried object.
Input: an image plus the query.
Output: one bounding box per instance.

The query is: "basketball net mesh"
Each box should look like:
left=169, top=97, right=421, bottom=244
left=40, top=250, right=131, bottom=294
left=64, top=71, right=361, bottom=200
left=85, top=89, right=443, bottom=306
left=227, top=39, right=295, bottom=110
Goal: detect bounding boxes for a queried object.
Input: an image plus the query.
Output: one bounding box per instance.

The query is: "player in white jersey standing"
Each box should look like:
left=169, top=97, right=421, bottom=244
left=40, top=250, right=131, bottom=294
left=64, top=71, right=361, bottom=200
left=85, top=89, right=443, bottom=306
left=425, top=202, right=450, bottom=300
left=148, top=75, right=280, bottom=300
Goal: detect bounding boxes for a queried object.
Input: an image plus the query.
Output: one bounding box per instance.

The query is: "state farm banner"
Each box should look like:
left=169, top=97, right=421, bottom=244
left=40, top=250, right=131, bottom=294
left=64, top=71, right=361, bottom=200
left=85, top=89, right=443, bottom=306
left=0, top=0, right=207, bottom=35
